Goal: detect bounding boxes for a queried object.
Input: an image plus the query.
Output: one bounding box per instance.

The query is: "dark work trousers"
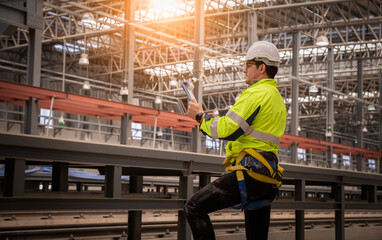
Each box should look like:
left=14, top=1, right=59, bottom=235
left=184, top=172, right=278, bottom=240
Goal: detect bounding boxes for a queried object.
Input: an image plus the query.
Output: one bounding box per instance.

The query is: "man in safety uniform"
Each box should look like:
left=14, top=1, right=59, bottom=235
left=185, top=41, right=287, bottom=240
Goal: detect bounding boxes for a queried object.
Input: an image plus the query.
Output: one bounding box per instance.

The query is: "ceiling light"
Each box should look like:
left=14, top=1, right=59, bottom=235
left=287, top=108, right=292, bottom=115
left=325, top=130, right=333, bottom=137
left=169, top=79, right=178, bottom=88
left=316, top=34, right=329, bottom=46
left=79, top=53, right=89, bottom=65
left=82, top=12, right=96, bottom=25
left=362, top=126, right=368, bottom=133
left=213, top=108, right=219, bottom=115
left=309, top=85, right=319, bottom=93
left=120, top=87, right=128, bottom=95
left=83, top=80, right=91, bottom=90
left=298, top=126, right=301, bottom=131
left=155, top=96, right=162, bottom=104
left=367, top=104, right=376, bottom=111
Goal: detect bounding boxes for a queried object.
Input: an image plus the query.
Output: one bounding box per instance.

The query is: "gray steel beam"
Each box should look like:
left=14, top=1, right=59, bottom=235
left=1, top=133, right=382, bottom=184
left=356, top=60, right=363, bottom=171
left=379, top=71, right=382, bottom=154
left=247, top=12, right=257, bottom=46
left=177, top=175, right=193, bottom=240
left=326, top=46, right=334, bottom=167
left=192, top=81, right=202, bottom=153
left=128, top=176, right=143, bottom=240
left=334, top=180, right=345, bottom=240
left=192, top=0, right=204, bottom=154
left=295, top=180, right=305, bottom=240
left=291, top=31, right=300, bottom=163
left=199, top=174, right=211, bottom=189
left=105, top=165, right=122, bottom=198
left=121, top=0, right=135, bottom=145
left=2, top=198, right=381, bottom=211
left=3, top=158, right=25, bottom=197
left=0, top=1, right=27, bottom=28
left=0, top=198, right=185, bottom=211
left=52, top=162, right=68, bottom=192
left=23, top=0, right=43, bottom=135
left=24, top=27, right=42, bottom=135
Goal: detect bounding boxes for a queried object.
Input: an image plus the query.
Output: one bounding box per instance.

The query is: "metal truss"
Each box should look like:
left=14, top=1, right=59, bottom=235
left=0, top=0, right=381, bottom=150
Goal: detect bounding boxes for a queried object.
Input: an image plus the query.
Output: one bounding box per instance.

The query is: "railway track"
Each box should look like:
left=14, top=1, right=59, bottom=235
left=1, top=210, right=382, bottom=239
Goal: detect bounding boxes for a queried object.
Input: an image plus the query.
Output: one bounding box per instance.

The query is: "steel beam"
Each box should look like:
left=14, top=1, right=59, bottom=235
left=333, top=180, right=345, bottom=240
left=199, top=174, right=211, bottom=189
left=356, top=60, right=364, bottom=171
left=177, top=175, right=193, bottom=240
left=0, top=198, right=185, bottom=211
left=2, top=197, right=381, bottom=211
left=1, top=133, right=382, bottom=183
left=295, top=180, right=305, bottom=240
left=379, top=71, right=382, bottom=153
left=52, top=162, right=68, bottom=192
left=3, top=158, right=25, bottom=197
left=0, top=1, right=27, bottom=28
left=326, top=46, right=334, bottom=167
left=121, top=0, right=135, bottom=145
left=290, top=31, right=300, bottom=163
left=105, top=165, right=122, bottom=198
left=191, top=0, right=205, bottom=154
left=128, top=176, right=143, bottom=240
left=247, top=12, right=257, bottom=46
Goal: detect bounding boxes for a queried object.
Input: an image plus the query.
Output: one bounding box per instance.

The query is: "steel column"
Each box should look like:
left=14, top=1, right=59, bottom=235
left=52, top=162, right=68, bottom=192
left=177, top=175, right=193, bottom=240
left=291, top=31, right=300, bottom=163
left=199, top=174, right=211, bottom=189
left=356, top=60, right=364, bottom=171
left=24, top=0, right=43, bottom=135
left=247, top=12, right=257, bottom=46
left=379, top=71, right=382, bottom=153
left=24, top=28, right=42, bottom=135
left=192, top=0, right=204, bottom=153
left=192, top=81, right=202, bottom=153
left=128, top=176, right=143, bottom=240
left=367, top=185, right=377, bottom=203
left=105, top=165, right=122, bottom=198
left=121, top=0, right=135, bottom=145
left=295, top=179, right=305, bottom=240
left=326, top=46, right=334, bottom=167
left=4, top=158, right=25, bottom=197
left=334, top=180, right=345, bottom=240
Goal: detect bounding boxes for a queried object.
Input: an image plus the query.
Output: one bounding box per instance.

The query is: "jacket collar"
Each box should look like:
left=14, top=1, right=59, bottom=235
left=243, top=78, right=277, bottom=93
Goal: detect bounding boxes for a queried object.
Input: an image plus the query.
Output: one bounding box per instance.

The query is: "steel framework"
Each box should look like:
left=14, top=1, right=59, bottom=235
left=0, top=0, right=381, bottom=157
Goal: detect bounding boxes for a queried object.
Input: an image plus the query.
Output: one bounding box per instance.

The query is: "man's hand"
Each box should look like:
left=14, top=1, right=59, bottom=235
left=187, top=99, right=203, bottom=120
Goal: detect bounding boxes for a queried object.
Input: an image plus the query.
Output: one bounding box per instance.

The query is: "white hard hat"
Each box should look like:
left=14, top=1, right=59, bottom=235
left=245, top=41, right=280, bottom=67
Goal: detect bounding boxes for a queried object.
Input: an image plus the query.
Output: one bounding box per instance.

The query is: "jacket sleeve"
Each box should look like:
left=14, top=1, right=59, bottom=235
left=200, top=93, right=261, bottom=140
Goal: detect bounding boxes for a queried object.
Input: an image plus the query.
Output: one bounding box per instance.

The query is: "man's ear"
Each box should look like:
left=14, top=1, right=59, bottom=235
left=260, top=64, right=266, bottom=74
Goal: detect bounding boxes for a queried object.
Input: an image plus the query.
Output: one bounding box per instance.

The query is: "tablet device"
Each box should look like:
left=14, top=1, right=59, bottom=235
left=181, top=82, right=196, bottom=102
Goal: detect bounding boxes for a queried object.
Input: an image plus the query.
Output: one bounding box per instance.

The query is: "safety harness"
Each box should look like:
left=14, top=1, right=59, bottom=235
left=223, top=148, right=284, bottom=210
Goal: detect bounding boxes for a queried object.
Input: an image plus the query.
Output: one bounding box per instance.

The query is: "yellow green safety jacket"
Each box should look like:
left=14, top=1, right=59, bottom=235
left=200, top=78, right=287, bottom=157
left=200, top=78, right=287, bottom=210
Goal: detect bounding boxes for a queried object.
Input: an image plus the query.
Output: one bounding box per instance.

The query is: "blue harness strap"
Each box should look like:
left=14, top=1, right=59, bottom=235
left=233, top=178, right=274, bottom=210
left=231, top=152, right=277, bottom=211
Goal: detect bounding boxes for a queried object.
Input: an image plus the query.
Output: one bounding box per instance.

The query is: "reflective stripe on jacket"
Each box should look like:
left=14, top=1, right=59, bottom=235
left=200, top=78, right=287, bottom=157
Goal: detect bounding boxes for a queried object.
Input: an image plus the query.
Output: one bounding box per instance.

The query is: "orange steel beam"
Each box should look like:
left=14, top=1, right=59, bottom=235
left=281, top=134, right=382, bottom=160
left=0, top=80, right=198, bottom=131
left=0, top=80, right=380, bottom=158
